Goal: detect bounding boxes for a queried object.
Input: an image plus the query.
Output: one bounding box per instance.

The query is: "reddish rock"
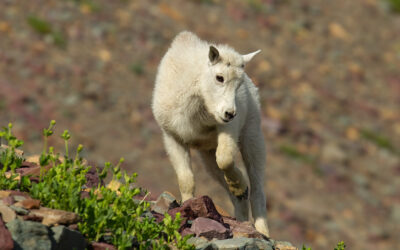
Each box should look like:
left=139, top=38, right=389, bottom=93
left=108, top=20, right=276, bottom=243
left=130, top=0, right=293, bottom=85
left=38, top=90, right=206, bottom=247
left=91, top=242, right=117, bottom=250
left=168, top=196, right=223, bottom=223
left=22, top=214, right=43, bottom=222
left=14, top=198, right=41, bottom=209
left=0, top=217, right=13, bottom=250
left=223, top=217, right=266, bottom=239
left=191, top=217, right=231, bottom=240
left=150, top=211, right=165, bottom=223
left=2, top=196, right=15, bottom=206
left=68, top=224, right=79, bottom=231
left=181, top=227, right=195, bottom=237
left=85, top=166, right=104, bottom=188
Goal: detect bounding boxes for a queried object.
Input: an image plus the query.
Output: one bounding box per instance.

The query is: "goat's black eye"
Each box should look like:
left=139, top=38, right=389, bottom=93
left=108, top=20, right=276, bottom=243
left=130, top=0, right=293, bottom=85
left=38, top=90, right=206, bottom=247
left=241, top=64, right=244, bottom=68
left=216, top=75, right=224, bottom=83
left=227, top=62, right=231, bottom=66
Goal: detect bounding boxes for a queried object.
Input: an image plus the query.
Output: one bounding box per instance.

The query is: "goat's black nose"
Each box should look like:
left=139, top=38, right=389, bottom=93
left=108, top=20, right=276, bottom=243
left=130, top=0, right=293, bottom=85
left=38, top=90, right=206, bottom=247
left=224, top=111, right=236, bottom=120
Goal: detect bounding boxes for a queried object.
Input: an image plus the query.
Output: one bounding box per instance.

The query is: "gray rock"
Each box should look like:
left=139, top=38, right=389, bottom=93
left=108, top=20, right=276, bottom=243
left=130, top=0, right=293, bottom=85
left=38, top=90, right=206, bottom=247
left=13, top=196, right=27, bottom=202
left=187, top=236, right=209, bottom=246
left=252, top=239, right=274, bottom=250
left=51, top=225, right=86, bottom=250
left=152, top=191, right=180, bottom=214
left=6, top=219, right=52, bottom=250
left=210, top=237, right=273, bottom=250
left=9, top=205, right=29, bottom=215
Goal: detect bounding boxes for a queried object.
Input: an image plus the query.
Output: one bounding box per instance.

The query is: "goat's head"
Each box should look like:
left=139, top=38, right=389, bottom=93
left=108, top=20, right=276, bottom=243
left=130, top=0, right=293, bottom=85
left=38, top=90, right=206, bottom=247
left=202, top=45, right=260, bottom=124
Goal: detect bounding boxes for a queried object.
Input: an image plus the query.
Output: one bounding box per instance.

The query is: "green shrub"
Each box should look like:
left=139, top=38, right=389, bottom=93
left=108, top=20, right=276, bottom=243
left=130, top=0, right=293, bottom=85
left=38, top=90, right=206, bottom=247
left=0, top=121, right=193, bottom=249
left=0, top=123, right=31, bottom=191
left=387, top=0, right=400, bottom=13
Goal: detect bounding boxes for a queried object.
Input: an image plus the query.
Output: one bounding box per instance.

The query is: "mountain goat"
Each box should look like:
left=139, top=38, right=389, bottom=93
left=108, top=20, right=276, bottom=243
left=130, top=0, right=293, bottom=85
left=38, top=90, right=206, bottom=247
left=152, top=31, right=269, bottom=236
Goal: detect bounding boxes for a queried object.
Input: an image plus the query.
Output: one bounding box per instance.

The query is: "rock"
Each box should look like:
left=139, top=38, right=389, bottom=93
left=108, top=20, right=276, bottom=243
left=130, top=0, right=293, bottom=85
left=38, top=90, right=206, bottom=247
left=68, top=224, right=79, bottom=231
left=187, top=237, right=214, bottom=249
left=181, top=227, right=195, bottom=237
left=215, top=205, right=231, bottom=218
left=0, top=217, right=13, bottom=250
left=2, top=196, right=15, bottom=206
left=85, top=166, right=104, bottom=188
left=321, top=143, right=347, bottom=164
left=51, top=225, right=86, bottom=250
left=191, top=217, right=231, bottom=240
left=152, top=191, right=180, bottom=214
left=211, top=237, right=273, bottom=250
left=187, top=236, right=209, bottom=246
left=91, top=242, right=117, bottom=250
left=0, top=204, right=16, bottom=223
left=6, top=219, right=52, bottom=250
left=30, top=207, right=79, bottom=226
left=169, top=196, right=223, bottom=223
left=274, top=241, right=297, bottom=250
left=223, top=217, right=266, bottom=239
left=150, top=211, right=165, bottom=223
left=0, top=144, right=24, bottom=158
left=0, top=190, right=12, bottom=199
left=22, top=214, right=43, bottom=222
left=14, top=198, right=41, bottom=209
left=9, top=205, right=29, bottom=215
left=13, top=195, right=27, bottom=202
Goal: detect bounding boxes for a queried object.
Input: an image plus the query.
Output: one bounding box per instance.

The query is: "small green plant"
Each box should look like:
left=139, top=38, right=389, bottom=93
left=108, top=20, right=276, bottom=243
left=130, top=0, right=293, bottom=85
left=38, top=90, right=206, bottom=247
left=1, top=121, right=194, bottom=249
left=279, top=144, right=315, bottom=163
left=27, top=15, right=67, bottom=48
left=360, top=128, right=397, bottom=154
left=130, top=62, right=145, bottom=76
left=0, top=123, right=30, bottom=191
left=334, top=241, right=346, bottom=250
left=301, top=241, right=346, bottom=250
left=387, top=0, right=400, bottom=13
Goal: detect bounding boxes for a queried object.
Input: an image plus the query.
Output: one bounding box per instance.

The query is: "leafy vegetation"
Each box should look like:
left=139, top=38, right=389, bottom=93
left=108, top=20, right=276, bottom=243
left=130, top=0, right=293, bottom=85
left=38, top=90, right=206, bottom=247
left=27, top=16, right=67, bottom=48
left=387, top=0, right=400, bottom=13
left=0, top=121, right=193, bottom=249
left=302, top=241, right=346, bottom=250
left=279, top=144, right=315, bottom=163
left=0, top=123, right=31, bottom=191
left=360, top=128, right=397, bottom=154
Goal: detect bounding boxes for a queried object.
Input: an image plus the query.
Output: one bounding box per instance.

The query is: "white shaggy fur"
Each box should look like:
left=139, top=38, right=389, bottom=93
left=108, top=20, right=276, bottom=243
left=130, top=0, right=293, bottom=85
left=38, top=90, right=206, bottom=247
left=152, top=31, right=269, bottom=236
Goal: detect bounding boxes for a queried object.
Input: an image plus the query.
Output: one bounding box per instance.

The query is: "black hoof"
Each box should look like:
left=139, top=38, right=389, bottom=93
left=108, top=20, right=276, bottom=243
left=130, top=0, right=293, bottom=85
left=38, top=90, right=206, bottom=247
left=235, top=187, right=249, bottom=200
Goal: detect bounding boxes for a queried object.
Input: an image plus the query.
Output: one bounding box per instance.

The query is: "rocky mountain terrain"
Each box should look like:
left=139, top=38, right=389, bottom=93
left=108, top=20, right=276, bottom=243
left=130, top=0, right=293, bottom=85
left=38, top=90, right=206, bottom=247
left=0, top=152, right=295, bottom=250
left=0, top=0, right=399, bottom=249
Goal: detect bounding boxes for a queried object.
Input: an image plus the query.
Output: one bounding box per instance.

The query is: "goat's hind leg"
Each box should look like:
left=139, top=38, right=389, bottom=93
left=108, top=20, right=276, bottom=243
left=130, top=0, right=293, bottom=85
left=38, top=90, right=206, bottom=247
left=240, top=123, right=270, bottom=237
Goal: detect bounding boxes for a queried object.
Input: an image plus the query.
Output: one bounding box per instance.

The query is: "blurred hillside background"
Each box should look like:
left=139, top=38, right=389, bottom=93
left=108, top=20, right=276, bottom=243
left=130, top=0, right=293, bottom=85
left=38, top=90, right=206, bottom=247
left=1, top=0, right=399, bottom=249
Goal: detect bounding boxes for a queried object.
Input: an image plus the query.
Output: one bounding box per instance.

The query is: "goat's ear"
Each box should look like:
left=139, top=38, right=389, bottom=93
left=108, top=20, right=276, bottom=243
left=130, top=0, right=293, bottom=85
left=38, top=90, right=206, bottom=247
left=242, top=50, right=261, bottom=64
left=209, top=46, right=220, bottom=64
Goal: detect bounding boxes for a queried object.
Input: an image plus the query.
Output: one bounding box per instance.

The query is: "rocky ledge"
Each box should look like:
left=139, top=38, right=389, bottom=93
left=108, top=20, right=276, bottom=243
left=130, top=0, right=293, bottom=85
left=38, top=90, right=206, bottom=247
left=147, top=192, right=296, bottom=250
left=0, top=156, right=296, bottom=249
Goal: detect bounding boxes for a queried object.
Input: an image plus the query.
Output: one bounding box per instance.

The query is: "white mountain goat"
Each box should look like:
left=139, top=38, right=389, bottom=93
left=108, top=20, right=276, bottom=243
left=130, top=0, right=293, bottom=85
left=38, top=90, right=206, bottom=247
left=152, top=31, right=269, bottom=236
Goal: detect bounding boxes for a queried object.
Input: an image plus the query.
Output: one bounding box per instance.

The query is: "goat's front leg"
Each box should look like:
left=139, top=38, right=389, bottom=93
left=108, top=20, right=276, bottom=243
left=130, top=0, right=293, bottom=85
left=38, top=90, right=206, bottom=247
left=216, top=130, right=248, bottom=200
left=163, top=133, right=194, bottom=201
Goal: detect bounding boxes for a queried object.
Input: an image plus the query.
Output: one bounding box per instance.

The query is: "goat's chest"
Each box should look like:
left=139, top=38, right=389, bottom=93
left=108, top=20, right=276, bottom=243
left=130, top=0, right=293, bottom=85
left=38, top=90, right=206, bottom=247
left=170, top=117, right=218, bottom=150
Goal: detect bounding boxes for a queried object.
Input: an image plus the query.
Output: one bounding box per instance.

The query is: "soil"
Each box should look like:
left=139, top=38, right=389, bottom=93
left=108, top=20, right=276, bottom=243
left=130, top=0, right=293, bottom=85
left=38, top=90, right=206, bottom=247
left=1, top=1, right=399, bottom=249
